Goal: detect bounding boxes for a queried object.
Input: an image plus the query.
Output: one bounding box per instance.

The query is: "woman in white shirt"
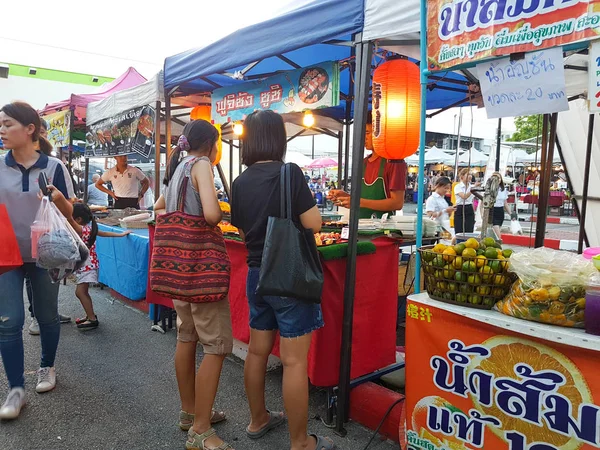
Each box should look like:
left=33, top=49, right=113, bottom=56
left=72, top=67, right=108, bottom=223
left=492, top=173, right=512, bottom=238
left=426, top=177, right=456, bottom=234
left=453, top=168, right=475, bottom=234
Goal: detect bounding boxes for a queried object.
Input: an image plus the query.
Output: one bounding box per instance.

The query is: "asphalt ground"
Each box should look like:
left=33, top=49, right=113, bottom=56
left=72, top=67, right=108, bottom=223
left=0, top=283, right=397, bottom=450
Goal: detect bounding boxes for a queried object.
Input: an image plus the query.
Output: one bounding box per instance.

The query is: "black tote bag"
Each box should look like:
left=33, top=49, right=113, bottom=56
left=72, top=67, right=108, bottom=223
left=256, top=164, right=324, bottom=303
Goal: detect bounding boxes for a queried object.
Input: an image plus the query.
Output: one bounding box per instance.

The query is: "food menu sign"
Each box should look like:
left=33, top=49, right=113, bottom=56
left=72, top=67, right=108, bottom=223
left=427, top=0, right=600, bottom=71
left=210, top=61, right=339, bottom=125
left=404, top=298, right=600, bottom=450
left=85, top=105, right=155, bottom=158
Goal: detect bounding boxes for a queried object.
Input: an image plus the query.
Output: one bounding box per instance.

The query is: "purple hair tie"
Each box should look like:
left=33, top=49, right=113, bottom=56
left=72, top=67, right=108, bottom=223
left=178, top=135, right=191, bottom=152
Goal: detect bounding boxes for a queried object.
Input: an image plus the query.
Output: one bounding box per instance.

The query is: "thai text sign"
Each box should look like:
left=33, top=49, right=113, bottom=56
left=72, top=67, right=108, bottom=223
left=589, top=40, right=600, bottom=112
left=477, top=48, right=568, bottom=118
left=427, top=0, right=600, bottom=71
left=85, top=105, right=155, bottom=159
left=42, top=110, right=70, bottom=149
left=210, top=61, right=339, bottom=124
left=405, top=297, right=600, bottom=450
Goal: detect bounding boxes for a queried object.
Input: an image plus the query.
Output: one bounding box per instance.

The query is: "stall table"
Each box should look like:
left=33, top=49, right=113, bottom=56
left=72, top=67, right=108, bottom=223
left=146, top=225, right=399, bottom=387
left=403, top=293, right=600, bottom=449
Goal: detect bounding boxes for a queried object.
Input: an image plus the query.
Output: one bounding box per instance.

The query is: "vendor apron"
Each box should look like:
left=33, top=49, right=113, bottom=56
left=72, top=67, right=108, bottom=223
left=359, top=158, right=394, bottom=219
left=114, top=197, right=140, bottom=210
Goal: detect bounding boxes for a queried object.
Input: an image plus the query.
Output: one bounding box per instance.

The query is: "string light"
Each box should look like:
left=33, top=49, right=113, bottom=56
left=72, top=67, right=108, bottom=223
left=233, top=123, right=244, bottom=136
left=303, top=112, right=315, bottom=128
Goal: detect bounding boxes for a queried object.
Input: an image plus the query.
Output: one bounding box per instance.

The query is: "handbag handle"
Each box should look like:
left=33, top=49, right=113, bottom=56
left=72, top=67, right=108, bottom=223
left=176, top=157, right=208, bottom=213
left=279, top=163, right=293, bottom=219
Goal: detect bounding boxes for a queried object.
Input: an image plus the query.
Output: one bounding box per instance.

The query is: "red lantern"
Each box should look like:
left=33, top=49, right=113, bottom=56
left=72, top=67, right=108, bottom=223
left=372, top=59, right=421, bottom=161
left=190, top=105, right=211, bottom=121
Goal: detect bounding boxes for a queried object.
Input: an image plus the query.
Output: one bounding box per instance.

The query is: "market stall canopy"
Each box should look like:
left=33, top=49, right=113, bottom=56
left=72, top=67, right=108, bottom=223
left=458, top=147, right=489, bottom=166
left=163, top=0, right=470, bottom=118
left=307, top=157, right=338, bottom=169
left=507, top=149, right=535, bottom=165
left=406, top=146, right=455, bottom=165
left=40, top=67, right=147, bottom=126
left=284, top=151, right=313, bottom=167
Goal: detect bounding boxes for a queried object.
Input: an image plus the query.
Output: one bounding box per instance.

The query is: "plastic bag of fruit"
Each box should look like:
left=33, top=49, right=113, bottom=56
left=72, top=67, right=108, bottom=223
left=495, top=247, right=595, bottom=327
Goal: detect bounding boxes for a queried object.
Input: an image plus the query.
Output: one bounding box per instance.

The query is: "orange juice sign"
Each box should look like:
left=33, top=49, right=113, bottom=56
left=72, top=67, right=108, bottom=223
left=405, top=300, right=600, bottom=450
left=427, top=0, right=600, bottom=70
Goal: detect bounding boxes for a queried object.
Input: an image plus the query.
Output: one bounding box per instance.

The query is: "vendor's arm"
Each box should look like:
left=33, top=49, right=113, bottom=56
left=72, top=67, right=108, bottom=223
left=136, top=169, right=150, bottom=199
left=359, top=190, right=404, bottom=212
left=96, top=172, right=117, bottom=199
left=153, top=195, right=166, bottom=215
left=98, top=230, right=131, bottom=237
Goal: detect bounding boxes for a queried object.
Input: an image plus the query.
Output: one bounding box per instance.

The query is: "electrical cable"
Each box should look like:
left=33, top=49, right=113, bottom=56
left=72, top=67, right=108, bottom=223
left=362, top=398, right=405, bottom=450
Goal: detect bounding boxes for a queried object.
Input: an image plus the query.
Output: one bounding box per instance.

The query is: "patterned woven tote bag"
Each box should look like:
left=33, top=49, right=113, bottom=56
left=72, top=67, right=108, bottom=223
left=150, top=162, right=230, bottom=303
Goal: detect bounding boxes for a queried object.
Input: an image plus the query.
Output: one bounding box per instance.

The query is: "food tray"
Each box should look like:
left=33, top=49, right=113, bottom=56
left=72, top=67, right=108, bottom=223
left=119, top=219, right=152, bottom=229
left=419, top=245, right=515, bottom=310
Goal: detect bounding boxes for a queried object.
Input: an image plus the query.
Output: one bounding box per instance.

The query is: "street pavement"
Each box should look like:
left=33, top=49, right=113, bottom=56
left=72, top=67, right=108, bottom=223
left=0, top=284, right=396, bottom=450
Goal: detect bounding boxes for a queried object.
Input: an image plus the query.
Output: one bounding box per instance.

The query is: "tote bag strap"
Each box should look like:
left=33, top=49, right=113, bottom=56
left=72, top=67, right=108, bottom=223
left=279, top=163, right=293, bottom=219
left=176, top=157, right=202, bottom=212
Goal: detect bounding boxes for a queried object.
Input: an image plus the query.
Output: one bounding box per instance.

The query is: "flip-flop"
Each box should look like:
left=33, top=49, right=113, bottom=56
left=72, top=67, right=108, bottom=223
left=310, top=434, right=336, bottom=449
left=180, top=410, right=227, bottom=431
left=246, top=410, right=286, bottom=439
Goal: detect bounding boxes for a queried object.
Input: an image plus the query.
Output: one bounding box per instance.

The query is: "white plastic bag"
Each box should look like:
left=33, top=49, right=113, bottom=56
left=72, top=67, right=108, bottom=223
left=32, top=197, right=89, bottom=283
left=510, top=219, right=523, bottom=235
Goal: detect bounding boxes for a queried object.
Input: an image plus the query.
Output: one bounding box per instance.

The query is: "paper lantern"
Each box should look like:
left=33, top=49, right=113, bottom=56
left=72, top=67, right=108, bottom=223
left=190, top=105, right=211, bottom=121
left=213, top=124, right=222, bottom=166
left=372, top=59, right=421, bottom=161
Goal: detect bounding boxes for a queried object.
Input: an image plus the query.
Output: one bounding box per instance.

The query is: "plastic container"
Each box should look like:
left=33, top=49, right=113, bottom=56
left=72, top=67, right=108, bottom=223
left=583, top=247, right=600, bottom=260
left=586, top=277, right=600, bottom=335
left=30, top=222, right=48, bottom=259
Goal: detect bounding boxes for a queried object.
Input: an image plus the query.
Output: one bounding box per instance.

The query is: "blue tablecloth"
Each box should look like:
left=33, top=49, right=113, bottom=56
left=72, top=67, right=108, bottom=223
left=96, top=224, right=149, bottom=300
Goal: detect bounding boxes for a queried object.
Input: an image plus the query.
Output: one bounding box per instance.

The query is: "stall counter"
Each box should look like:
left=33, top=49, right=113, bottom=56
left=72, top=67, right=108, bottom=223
left=146, top=225, right=399, bottom=387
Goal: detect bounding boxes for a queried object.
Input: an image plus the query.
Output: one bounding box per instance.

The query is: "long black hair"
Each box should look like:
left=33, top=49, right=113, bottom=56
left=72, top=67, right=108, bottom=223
left=72, top=203, right=98, bottom=249
left=163, top=120, right=219, bottom=186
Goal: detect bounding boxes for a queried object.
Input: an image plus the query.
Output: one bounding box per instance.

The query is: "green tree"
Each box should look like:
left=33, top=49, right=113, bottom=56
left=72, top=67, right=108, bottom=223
left=507, top=115, right=542, bottom=142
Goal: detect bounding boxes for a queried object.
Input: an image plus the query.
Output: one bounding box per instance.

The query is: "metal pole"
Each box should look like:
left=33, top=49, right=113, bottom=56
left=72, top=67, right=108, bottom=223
left=343, top=47, right=355, bottom=191
left=535, top=114, right=555, bottom=248
left=311, top=134, right=315, bottom=159
left=154, top=101, right=161, bottom=203
left=68, top=108, right=76, bottom=196
left=337, top=130, right=343, bottom=188
left=453, top=108, right=462, bottom=180
left=83, top=157, right=90, bottom=203
left=578, top=114, right=594, bottom=254
left=335, top=38, right=372, bottom=435
left=165, top=95, right=172, bottom=160
left=229, top=140, right=234, bottom=185
left=495, top=118, right=502, bottom=172
left=238, top=140, right=242, bottom=177
left=216, top=163, right=231, bottom=201
left=415, top=0, right=429, bottom=292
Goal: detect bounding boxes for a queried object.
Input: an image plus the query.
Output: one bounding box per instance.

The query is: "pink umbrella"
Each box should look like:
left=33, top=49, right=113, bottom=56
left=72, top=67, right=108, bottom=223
left=307, top=157, right=338, bottom=169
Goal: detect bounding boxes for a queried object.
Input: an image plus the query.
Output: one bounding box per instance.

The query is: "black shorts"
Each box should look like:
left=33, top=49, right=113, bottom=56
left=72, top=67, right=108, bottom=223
left=492, top=207, right=505, bottom=226
left=114, top=197, right=140, bottom=210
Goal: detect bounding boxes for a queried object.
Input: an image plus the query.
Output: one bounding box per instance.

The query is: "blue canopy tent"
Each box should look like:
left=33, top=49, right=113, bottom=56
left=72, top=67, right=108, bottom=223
left=164, top=0, right=476, bottom=433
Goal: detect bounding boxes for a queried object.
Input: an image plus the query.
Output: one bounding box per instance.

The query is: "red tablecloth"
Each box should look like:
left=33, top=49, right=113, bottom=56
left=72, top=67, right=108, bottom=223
left=147, top=226, right=398, bottom=387
left=520, top=194, right=564, bottom=207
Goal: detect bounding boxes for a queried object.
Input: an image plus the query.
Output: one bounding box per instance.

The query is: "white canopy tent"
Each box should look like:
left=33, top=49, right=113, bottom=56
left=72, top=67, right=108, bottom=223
left=406, top=146, right=455, bottom=165
left=458, top=147, right=489, bottom=166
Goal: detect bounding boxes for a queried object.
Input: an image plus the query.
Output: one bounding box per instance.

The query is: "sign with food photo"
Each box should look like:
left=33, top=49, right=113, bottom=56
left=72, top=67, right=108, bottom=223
left=210, top=61, right=339, bottom=124
left=42, top=109, right=71, bottom=149
left=404, top=299, right=600, bottom=450
left=427, top=0, right=600, bottom=71
left=85, top=105, right=155, bottom=158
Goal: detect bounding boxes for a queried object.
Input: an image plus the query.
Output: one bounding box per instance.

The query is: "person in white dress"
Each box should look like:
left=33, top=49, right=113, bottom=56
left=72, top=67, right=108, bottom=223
left=426, top=177, right=456, bottom=236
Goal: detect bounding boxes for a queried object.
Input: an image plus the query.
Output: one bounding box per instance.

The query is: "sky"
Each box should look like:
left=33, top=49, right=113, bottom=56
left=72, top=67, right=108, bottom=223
left=1, top=0, right=514, bottom=153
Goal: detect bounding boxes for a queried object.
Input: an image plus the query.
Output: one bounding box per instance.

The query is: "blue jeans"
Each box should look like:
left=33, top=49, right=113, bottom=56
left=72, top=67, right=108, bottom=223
left=246, top=267, right=324, bottom=338
left=0, top=263, right=60, bottom=388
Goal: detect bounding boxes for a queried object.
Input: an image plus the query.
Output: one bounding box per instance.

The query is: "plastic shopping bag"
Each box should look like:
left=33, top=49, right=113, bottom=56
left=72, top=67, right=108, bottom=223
left=32, top=197, right=89, bottom=283
left=510, top=219, right=523, bottom=235
left=495, top=247, right=595, bottom=327
left=0, top=204, right=23, bottom=274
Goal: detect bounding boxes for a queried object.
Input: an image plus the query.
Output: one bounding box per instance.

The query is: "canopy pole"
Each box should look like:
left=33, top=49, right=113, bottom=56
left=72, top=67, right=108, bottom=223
left=534, top=114, right=550, bottom=248
left=238, top=140, right=242, bottom=177
left=337, top=130, right=343, bottom=188
left=335, top=37, right=372, bottom=435
left=216, top=163, right=230, bottom=200
left=453, top=108, right=463, bottom=180
left=495, top=118, right=502, bottom=172
left=415, top=0, right=429, bottom=293
left=154, top=101, right=161, bottom=203
left=165, top=95, right=172, bottom=160
left=83, top=158, right=90, bottom=203
left=578, top=114, right=594, bottom=254
left=535, top=113, right=558, bottom=248
left=68, top=108, right=76, bottom=197
left=229, top=140, right=234, bottom=185
left=343, top=43, right=355, bottom=190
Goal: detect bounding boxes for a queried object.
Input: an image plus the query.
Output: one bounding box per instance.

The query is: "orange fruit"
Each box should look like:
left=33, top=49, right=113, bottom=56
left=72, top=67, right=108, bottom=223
left=412, top=396, right=465, bottom=450
left=468, top=337, right=592, bottom=450
left=475, top=255, right=487, bottom=268
left=465, top=238, right=479, bottom=250
left=462, top=248, right=477, bottom=259
left=433, top=243, right=447, bottom=254
left=452, top=256, right=464, bottom=270
left=443, top=247, right=457, bottom=262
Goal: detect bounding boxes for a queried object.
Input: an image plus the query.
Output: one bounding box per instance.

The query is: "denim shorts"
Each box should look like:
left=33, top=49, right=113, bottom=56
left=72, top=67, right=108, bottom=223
left=246, top=267, right=324, bottom=338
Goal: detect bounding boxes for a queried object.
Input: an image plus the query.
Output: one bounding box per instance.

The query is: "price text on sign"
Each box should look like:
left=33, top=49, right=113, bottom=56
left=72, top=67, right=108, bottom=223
left=589, top=40, right=600, bottom=113
left=477, top=48, right=568, bottom=119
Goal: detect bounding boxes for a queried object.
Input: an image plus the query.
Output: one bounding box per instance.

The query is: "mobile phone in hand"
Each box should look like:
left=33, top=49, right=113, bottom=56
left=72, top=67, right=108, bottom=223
left=38, top=172, right=50, bottom=196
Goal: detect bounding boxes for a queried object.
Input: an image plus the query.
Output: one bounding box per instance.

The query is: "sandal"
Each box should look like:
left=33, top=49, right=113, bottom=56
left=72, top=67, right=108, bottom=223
left=186, top=427, right=233, bottom=450
left=180, top=410, right=226, bottom=431
left=77, top=318, right=99, bottom=330
left=310, top=434, right=336, bottom=449
left=246, top=410, right=286, bottom=439
left=75, top=317, right=88, bottom=325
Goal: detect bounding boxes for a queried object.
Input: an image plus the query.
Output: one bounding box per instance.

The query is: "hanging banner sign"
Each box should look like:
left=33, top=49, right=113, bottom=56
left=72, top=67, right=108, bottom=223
left=84, top=105, right=155, bottom=158
left=477, top=48, right=568, bottom=118
left=589, top=40, right=600, bottom=112
left=42, top=110, right=71, bottom=149
left=404, top=296, right=600, bottom=450
left=427, top=0, right=600, bottom=71
left=210, top=61, right=339, bottom=124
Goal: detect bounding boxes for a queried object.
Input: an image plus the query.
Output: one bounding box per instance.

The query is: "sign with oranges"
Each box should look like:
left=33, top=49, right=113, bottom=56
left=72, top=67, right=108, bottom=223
left=427, top=0, right=600, bottom=71
left=404, top=296, right=600, bottom=450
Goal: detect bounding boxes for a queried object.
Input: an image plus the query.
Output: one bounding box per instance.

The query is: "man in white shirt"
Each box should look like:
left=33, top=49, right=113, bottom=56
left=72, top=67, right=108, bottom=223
left=95, top=155, right=149, bottom=209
